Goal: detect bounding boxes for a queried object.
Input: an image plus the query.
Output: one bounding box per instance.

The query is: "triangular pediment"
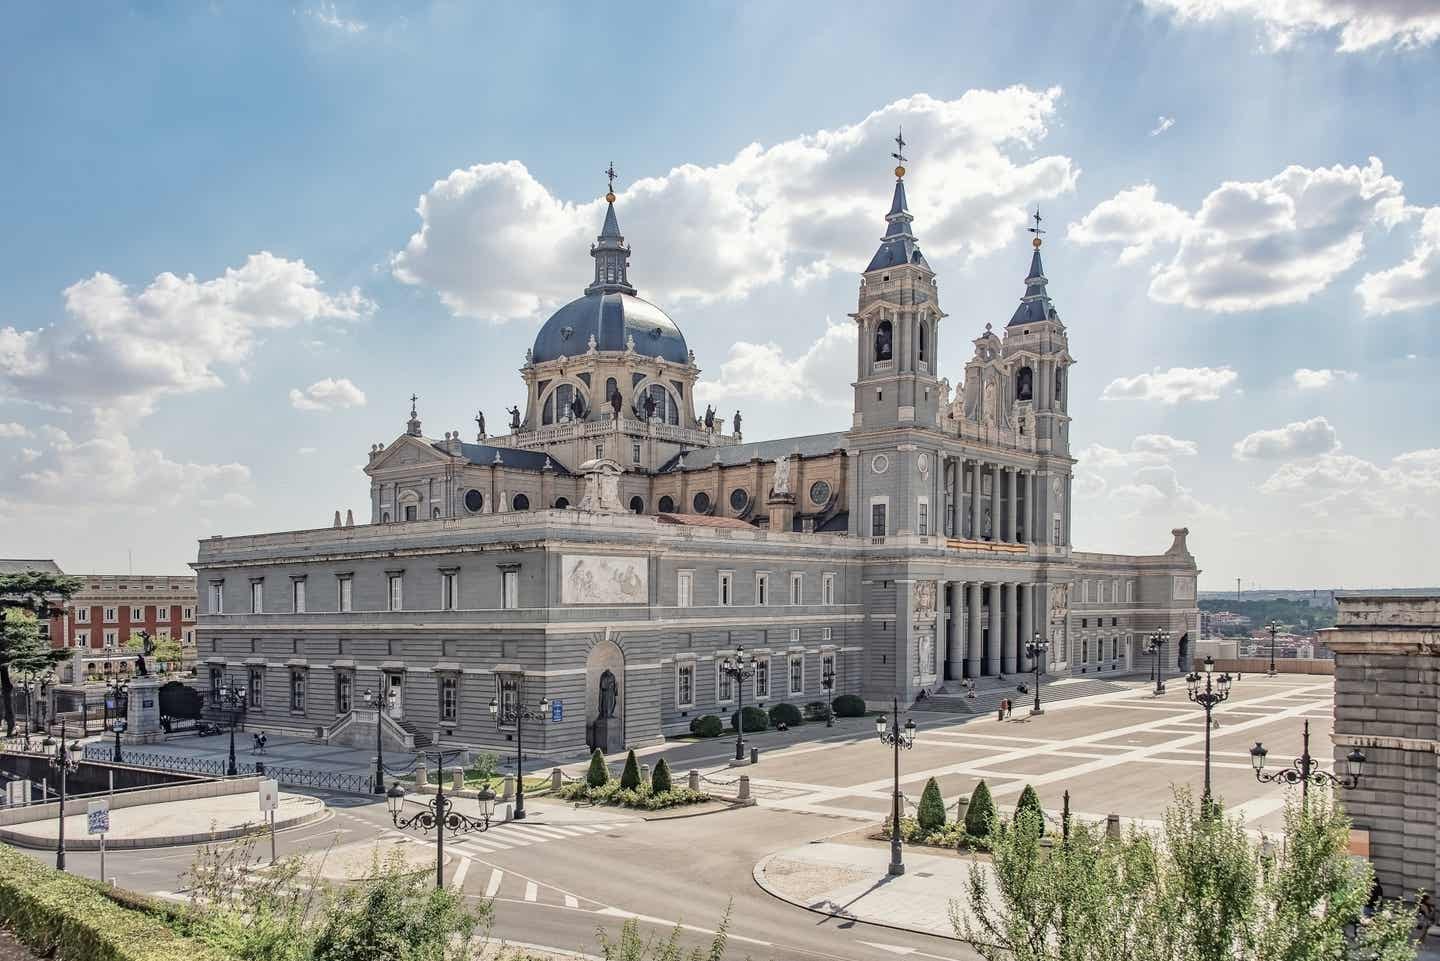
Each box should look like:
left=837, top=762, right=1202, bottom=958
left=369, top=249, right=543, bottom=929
left=365, top=434, right=454, bottom=474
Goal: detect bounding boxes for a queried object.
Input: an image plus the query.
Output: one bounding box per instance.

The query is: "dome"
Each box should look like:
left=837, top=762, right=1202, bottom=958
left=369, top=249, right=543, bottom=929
left=531, top=291, right=689, bottom=365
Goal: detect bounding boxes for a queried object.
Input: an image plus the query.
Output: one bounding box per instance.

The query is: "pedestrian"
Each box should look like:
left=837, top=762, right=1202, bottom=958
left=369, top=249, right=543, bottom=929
left=997, top=700, right=1005, bottom=722
left=1417, top=893, right=1437, bottom=940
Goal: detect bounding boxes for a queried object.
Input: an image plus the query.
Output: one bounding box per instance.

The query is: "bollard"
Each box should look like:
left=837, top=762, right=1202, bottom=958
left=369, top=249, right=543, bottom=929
left=415, top=766, right=429, bottom=788
left=953, top=793, right=971, bottom=828
left=750, top=746, right=759, bottom=765
left=738, top=774, right=751, bottom=801
left=1106, top=813, right=1121, bottom=840
left=688, top=769, right=700, bottom=792
left=502, top=775, right=515, bottom=801
left=551, top=767, right=563, bottom=792
left=255, top=761, right=265, bottom=776
left=451, top=768, right=464, bottom=791
left=642, top=763, right=651, bottom=785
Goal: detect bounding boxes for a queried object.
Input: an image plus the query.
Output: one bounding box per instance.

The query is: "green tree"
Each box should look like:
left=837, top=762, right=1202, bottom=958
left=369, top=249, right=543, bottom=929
left=1161, top=790, right=1260, bottom=961
left=917, top=777, right=946, bottom=833
left=126, top=630, right=184, bottom=673
left=651, top=757, right=672, bottom=794
left=586, top=749, right=609, bottom=788
left=619, top=750, right=641, bottom=790
left=1015, top=784, right=1045, bottom=836
left=0, top=570, right=82, bottom=735
left=965, top=779, right=997, bottom=837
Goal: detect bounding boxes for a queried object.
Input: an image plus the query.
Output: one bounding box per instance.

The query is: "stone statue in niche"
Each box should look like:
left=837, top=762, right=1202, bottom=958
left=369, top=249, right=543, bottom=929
left=913, top=580, right=936, bottom=621
left=570, top=392, right=584, bottom=420
left=609, top=389, right=622, bottom=417
left=1050, top=583, right=1070, bottom=621
left=586, top=333, right=598, bottom=354
left=771, top=454, right=792, bottom=496
left=938, top=377, right=951, bottom=412
left=625, top=334, right=636, bottom=354
left=598, top=670, right=618, bottom=719
left=983, top=380, right=997, bottom=427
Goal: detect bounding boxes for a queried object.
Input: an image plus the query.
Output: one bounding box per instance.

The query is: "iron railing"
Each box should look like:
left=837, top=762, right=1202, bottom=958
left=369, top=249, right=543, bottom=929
left=77, top=746, right=376, bottom=795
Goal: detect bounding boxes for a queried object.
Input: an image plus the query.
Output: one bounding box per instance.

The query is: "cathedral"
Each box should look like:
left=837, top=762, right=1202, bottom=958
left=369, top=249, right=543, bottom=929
left=193, top=151, right=1201, bottom=758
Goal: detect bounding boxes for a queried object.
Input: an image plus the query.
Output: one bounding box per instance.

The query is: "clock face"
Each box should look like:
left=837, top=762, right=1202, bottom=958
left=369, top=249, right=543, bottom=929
left=871, top=454, right=890, bottom=475
left=809, top=480, right=831, bottom=506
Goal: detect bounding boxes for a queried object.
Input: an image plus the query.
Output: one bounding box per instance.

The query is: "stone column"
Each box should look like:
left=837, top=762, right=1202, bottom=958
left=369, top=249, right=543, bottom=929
left=1026, top=471, right=1036, bottom=545
left=967, top=581, right=984, bottom=678
left=946, top=582, right=964, bottom=681
left=1020, top=583, right=1035, bottom=672
left=950, top=458, right=962, bottom=539
left=970, top=459, right=982, bottom=541
left=989, top=463, right=1001, bottom=541
left=1002, top=583, right=1019, bottom=674
left=1005, top=468, right=1018, bottom=544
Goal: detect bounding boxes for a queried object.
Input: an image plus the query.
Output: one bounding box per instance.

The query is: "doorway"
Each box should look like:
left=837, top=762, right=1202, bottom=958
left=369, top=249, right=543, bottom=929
left=386, top=672, right=404, bottom=718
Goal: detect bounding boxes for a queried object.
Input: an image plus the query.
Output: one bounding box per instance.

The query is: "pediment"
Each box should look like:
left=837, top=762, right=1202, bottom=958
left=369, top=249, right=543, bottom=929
left=366, top=435, right=454, bottom=474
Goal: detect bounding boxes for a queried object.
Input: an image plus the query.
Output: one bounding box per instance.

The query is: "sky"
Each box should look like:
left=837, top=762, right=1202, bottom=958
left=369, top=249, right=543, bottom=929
left=2, top=0, right=1438, bottom=589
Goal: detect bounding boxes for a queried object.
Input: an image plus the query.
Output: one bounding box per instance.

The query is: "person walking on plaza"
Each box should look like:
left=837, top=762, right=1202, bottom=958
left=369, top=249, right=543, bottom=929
left=997, top=700, right=1006, bottom=722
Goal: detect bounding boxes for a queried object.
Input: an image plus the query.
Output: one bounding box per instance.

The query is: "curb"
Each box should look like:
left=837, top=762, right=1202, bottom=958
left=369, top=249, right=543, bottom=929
left=0, top=797, right=329, bottom=851
left=639, top=797, right=755, bottom=821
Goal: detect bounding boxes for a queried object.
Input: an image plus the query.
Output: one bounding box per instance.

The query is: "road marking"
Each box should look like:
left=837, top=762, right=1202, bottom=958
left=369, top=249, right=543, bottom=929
left=524, top=881, right=538, bottom=902
left=451, top=857, right=469, bottom=889
left=564, top=894, right=579, bottom=908
left=857, top=942, right=914, bottom=956
left=485, top=868, right=502, bottom=898
left=594, top=907, right=771, bottom=947
left=509, top=824, right=573, bottom=840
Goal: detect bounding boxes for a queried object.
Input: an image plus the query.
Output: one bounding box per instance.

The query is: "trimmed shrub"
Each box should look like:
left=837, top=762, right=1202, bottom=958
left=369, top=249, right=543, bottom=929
left=586, top=748, right=609, bottom=788
left=832, top=693, right=867, bottom=717
left=689, top=714, right=724, bottom=738
left=1015, top=783, right=1045, bottom=834
left=651, top=757, right=673, bottom=793
left=965, top=779, right=997, bottom=837
left=729, top=705, right=769, bottom=733
left=768, top=702, right=804, bottom=728
left=619, top=750, right=641, bottom=790
left=917, top=776, right=947, bottom=833
left=802, top=701, right=830, bottom=721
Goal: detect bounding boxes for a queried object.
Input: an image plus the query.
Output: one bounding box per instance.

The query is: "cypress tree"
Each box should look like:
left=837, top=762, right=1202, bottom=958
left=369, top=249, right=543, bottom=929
left=619, top=749, right=641, bottom=790
left=651, top=757, right=673, bottom=793
left=1015, top=783, right=1045, bottom=834
left=918, top=776, right=947, bottom=833
left=585, top=748, right=609, bottom=787
left=965, top=779, right=997, bottom=837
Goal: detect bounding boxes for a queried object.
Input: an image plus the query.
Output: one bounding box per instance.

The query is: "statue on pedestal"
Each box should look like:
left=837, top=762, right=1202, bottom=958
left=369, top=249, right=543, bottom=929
left=507, top=406, right=521, bottom=431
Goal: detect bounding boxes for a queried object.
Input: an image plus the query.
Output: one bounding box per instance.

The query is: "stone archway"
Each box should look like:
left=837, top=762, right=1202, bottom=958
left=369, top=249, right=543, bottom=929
left=585, top=636, right=625, bottom=753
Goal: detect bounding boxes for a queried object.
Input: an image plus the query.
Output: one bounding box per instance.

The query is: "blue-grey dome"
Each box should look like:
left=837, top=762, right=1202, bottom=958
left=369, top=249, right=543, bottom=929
left=532, top=291, right=689, bottom=365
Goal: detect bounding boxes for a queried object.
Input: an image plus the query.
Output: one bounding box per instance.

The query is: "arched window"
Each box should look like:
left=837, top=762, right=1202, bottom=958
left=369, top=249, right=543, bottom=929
left=554, top=496, right=570, bottom=509
left=629, top=496, right=644, bottom=514
left=605, top=377, right=619, bottom=408
left=640, top=383, right=679, bottom=425
left=381, top=512, right=390, bottom=523
left=917, top=323, right=927, bottom=363
left=1016, top=366, right=1033, bottom=401
left=432, top=506, right=441, bottom=519
left=658, top=495, right=675, bottom=513
left=512, top=493, right=530, bottom=511
left=543, top=384, right=583, bottom=425
left=874, top=320, right=893, bottom=362
left=1055, top=368, right=1063, bottom=404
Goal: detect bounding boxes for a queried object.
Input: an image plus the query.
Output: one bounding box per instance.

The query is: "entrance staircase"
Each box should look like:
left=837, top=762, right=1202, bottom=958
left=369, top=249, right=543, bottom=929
left=397, top=719, right=432, bottom=749
left=920, top=675, right=1140, bottom=715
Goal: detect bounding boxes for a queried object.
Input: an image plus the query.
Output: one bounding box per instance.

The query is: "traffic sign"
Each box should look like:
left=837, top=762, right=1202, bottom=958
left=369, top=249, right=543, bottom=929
left=551, top=699, right=563, bottom=722
left=258, top=779, right=279, bottom=813
left=86, top=800, right=110, bottom=835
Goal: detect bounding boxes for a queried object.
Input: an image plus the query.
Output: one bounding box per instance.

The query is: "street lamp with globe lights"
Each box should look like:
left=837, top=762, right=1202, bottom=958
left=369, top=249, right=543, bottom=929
left=386, top=748, right=498, bottom=889
left=1146, top=627, right=1172, bottom=696
left=875, top=697, right=917, bottom=876
left=214, top=677, right=248, bottom=776
left=41, top=724, right=83, bottom=870
left=1265, top=619, right=1280, bottom=677
left=820, top=663, right=836, bottom=728
left=1025, top=632, right=1049, bottom=715
left=1185, top=655, right=1232, bottom=808
left=363, top=688, right=385, bottom=794
left=1250, top=719, right=1365, bottom=806
left=488, top=685, right=549, bottom=820
left=719, top=646, right=756, bottom=759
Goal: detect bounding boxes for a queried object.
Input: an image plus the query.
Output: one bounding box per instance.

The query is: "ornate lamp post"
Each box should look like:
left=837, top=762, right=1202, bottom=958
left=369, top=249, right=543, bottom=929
left=363, top=688, right=385, bottom=795
left=1250, top=719, right=1365, bottom=806
left=1146, top=627, right=1171, bottom=695
left=40, top=723, right=82, bottom=870
left=488, top=685, right=549, bottom=820
left=16, top=667, right=52, bottom=751
left=1185, top=655, right=1232, bottom=807
left=105, top=677, right=128, bottom=738
left=875, top=696, right=917, bottom=876
left=719, top=646, right=756, bottom=760
left=387, top=748, right=497, bottom=889
left=821, top=663, right=836, bottom=728
left=1265, top=619, right=1280, bottom=676
left=1025, top=632, right=1049, bottom=715
left=111, top=719, right=127, bottom=763
left=215, top=677, right=248, bottom=776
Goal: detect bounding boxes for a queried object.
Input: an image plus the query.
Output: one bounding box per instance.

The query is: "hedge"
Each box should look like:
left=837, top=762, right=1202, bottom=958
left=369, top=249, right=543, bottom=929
left=917, top=777, right=947, bottom=833
left=832, top=694, right=867, bottom=717
left=0, top=843, right=228, bottom=961
left=768, top=702, right=803, bottom=728
left=802, top=701, right=830, bottom=721
left=1015, top=783, right=1045, bottom=835
left=729, top=706, right=769, bottom=733
left=586, top=748, right=610, bottom=787
left=966, top=779, right=997, bottom=837
left=689, top=714, right=724, bottom=738
left=651, top=757, right=673, bottom=793
left=619, top=750, right=641, bottom=790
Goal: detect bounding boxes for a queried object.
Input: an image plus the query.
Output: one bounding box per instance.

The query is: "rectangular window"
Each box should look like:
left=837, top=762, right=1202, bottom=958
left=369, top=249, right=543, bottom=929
left=1113, top=579, right=1121, bottom=604
left=103, top=630, right=117, bottom=648
left=717, top=662, right=734, bottom=702
left=105, top=606, right=118, bottom=622
left=1111, top=637, right=1118, bottom=661
left=719, top=572, right=733, bottom=607
left=789, top=655, right=804, bottom=696
left=292, top=579, right=306, bottom=614
left=822, top=573, right=835, bottom=606
left=595, top=444, right=604, bottom=460
left=249, top=669, right=263, bottom=710
left=754, top=657, right=770, bottom=700
left=338, top=576, right=353, bottom=613
left=183, top=629, right=193, bottom=645
left=441, top=571, right=458, bottom=611
left=440, top=676, right=458, bottom=722
left=1112, top=617, right=1118, bottom=627
left=75, top=629, right=89, bottom=647
left=130, top=606, right=143, bottom=621
left=871, top=504, right=887, bottom=538
left=183, top=606, right=194, bottom=620
left=755, top=573, right=769, bottom=606
left=502, top=571, right=519, bottom=609
left=677, top=572, right=693, bottom=608
left=1082, top=639, right=1090, bottom=663
left=1053, top=516, right=1063, bottom=543
left=289, top=670, right=306, bottom=712
left=155, top=605, right=170, bottom=620
left=404, top=504, right=418, bottom=521
left=822, top=626, right=832, bottom=641
left=386, top=574, right=403, bottom=612
left=1126, top=581, right=1135, bottom=603
left=676, top=662, right=694, bottom=708
left=336, top=673, right=353, bottom=713
left=918, top=501, right=929, bottom=536
left=789, top=627, right=801, bottom=644
left=1082, top=618, right=1088, bottom=628
left=632, top=442, right=641, bottom=464
left=790, top=573, right=803, bottom=605
left=76, top=608, right=89, bottom=623
left=496, top=676, right=518, bottom=728
left=250, top=582, right=263, bottom=614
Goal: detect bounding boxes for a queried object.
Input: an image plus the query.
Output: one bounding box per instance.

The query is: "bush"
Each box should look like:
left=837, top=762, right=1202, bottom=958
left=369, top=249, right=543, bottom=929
left=768, top=702, right=803, bottom=728
left=802, top=701, right=830, bottom=721
left=832, top=693, right=867, bottom=717
left=965, top=779, right=997, bottom=837
left=729, top=706, right=769, bottom=733
left=586, top=748, right=609, bottom=788
left=619, top=750, right=641, bottom=790
left=651, top=757, right=672, bottom=793
left=557, top=779, right=709, bottom=810
left=918, top=777, right=947, bottom=833
left=689, top=714, right=724, bottom=738
left=1015, top=783, right=1045, bottom=835
left=467, top=751, right=498, bottom=784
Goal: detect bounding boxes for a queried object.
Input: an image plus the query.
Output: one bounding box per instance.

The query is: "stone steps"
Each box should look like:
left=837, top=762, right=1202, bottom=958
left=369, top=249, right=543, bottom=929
left=920, top=677, right=1136, bottom=715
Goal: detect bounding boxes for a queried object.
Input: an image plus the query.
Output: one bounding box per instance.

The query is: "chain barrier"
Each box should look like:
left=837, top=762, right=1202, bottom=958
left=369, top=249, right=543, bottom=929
left=697, top=772, right=740, bottom=787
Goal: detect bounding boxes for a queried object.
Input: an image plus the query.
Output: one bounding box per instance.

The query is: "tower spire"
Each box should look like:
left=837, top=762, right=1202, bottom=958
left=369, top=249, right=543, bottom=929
left=587, top=162, right=636, bottom=296
left=1007, top=206, right=1059, bottom=328
left=866, top=128, right=929, bottom=273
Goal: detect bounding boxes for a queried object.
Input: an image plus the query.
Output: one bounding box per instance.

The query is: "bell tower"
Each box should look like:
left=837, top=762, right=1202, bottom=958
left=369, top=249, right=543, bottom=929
left=851, top=131, right=945, bottom=433
left=1001, top=210, right=1074, bottom=458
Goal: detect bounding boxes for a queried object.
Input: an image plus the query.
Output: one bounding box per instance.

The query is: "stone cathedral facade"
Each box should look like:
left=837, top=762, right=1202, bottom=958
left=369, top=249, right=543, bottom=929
left=194, top=159, right=1201, bottom=757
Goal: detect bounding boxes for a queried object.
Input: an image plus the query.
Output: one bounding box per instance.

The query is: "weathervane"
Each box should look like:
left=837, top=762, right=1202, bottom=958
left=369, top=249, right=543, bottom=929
left=605, top=161, right=617, bottom=203
left=1027, top=207, right=1045, bottom=248
left=891, top=127, right=907, bottom=178
left=410, top=393, right=419, bottom=417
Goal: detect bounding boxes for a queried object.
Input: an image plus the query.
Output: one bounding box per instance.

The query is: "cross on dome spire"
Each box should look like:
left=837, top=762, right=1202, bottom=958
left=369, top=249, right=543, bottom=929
left=604, top=161, right=617, bottom=202
left=406, top=393, right=423, bottom=436
left=587, top=161, right=636, bottom=296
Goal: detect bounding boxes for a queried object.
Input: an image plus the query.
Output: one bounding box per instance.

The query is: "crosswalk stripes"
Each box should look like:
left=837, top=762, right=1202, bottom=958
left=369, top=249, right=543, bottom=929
left=445, top=820, right=628, bottom=856
left=451, top=857, right=469, bottom=889
left=524, top=881, right=538, bottom=902
left=485, top=868, right=502, bottom=898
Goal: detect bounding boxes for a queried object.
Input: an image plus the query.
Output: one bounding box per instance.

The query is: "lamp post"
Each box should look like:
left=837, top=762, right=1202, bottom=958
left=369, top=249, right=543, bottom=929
left=719, top=646, right=756, bottom=760
left=41, top=723, right=82, bottom=870
left=1185, top=655, right=1232, bottom=808
left=16, top=667, right=50, bottom=751
left=1147, top=627, right=1171, bottom=695
left=106, top=677, right=128, bottom=738
left=363, top=688, right=385, bottom=795
left=1025, top=632, right=1049, bottom=715
left=387, top=748, right=497, bottom=889
left=1250, top=719, right=1365, bottom=806
left=821, top=663, right=836, bottom=728
left=1265, top=619, right=1279, bottom=677
left=875, top=696, right=917, bottom=876
left=215, top=677, right=248, bottom=776
left=111, top=719, right=127, bottom=763
left=488, top=685, right=549, bottom=820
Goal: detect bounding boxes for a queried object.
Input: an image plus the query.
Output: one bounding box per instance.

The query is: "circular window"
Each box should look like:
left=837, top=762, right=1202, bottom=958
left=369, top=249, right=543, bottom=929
left=629, top=496, right=644, bottom=514
left=729, top=488, right=748, bottom=511
left=658, top=495, right=675, bottom=513
left=871, top=453, right=890, bottom=474
left=809, top=480, right=831, bottom=506
left=464, top=489, right=484, bottom=513
left=693, top=491, right=712, bottom=513
left=512, top=493, right=530, bottom=511
left=553, top=496, right=569, bottom=509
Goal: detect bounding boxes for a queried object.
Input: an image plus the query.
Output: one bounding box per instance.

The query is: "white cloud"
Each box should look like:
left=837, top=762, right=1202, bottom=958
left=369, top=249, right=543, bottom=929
left=1150, top=116, right=1176, bottom=136
left=289, top=377, right=367, bottom=411
left=0, top=253, right=373, bottom=424
left=1233, top=416, right=1340, bottom=460
left=392, top=88, right=1079, bottom=321
left=1070, top=158, right=1406, bottom=312
left=693, top=318, right=856, bottom=410
left=1075, top=435, right=1215, bottom=522
left=1259, top=448, right=1440, bottom=524
left=306, top=1, right=366, bottom=33
left=1143, top=0, right=1440, bottom=52
left=18, top=448, right=39, bottom=463
left=1292, top=367, right=1357, bottom=389
left=1101, top=366, right=1239, bottom=404
left=0, top=422, right=29, bottom=439
left=1357, top=206, right=1440, bottom=314
left=297, top=447, right=318, bottom=455
left=1132, top=433, right=1200, bottom=457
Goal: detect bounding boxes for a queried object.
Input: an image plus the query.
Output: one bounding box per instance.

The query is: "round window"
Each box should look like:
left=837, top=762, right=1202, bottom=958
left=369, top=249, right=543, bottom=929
left=693, top=491, right=712, bottom=513
left=512, top=493, right=530, bottom=511
left=809, top=480, right=831, bottom=506
left=658, top=495, right=675, bottom=513
left=729, top=488, right=748, bottom=511
left=464, top=489, right=484, bottom=513
left=871, top=453, right=890, bottom=474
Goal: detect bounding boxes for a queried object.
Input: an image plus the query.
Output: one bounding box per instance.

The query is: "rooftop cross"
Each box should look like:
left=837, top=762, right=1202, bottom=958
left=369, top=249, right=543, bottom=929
left=890, top=127, right=907, bottom=175
left=605, top=161, right=617, bottom=202
left=410, top=393, right=418, bottom=416
left=1027, top=207, right=1045, bottom=247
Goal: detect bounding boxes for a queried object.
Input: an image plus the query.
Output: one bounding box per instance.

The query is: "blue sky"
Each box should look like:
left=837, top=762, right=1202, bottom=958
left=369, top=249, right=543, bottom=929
left=3, top=0, right=1438, bottom=588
